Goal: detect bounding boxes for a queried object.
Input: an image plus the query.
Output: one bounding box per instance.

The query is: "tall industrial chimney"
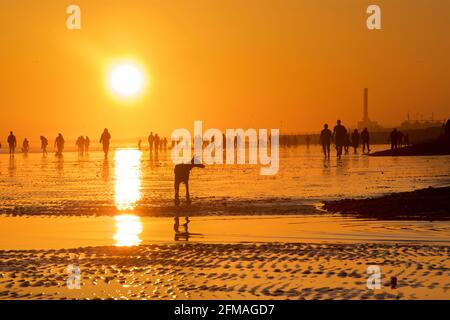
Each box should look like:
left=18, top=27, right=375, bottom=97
left=363, top=88, right=369, bottom=122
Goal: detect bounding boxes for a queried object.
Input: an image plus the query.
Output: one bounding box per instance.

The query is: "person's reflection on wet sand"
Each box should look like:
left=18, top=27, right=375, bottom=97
left=174, top=216, right=191, bottom=241
left=101, top=159, right=110, bottom=182
left=55, top=156, right=64, bottom=175
left=8, top=157, right=16, bottom=177
left=335, top=157, right=349, bottom=177
left=322, top=157, right=331, bottom=169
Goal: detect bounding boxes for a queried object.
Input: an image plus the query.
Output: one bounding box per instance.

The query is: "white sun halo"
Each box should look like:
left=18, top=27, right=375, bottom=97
left=110, top=64, right=144, bottom=96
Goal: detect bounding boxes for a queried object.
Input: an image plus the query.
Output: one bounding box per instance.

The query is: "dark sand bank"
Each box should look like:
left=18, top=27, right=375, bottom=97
left=370, top=139, right=450, bottom=157
left=323, top=186, right=450, bottom=220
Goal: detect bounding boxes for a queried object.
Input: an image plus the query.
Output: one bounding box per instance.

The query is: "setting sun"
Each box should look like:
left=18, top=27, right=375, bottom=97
left=109, top=63, right=145, bottom=97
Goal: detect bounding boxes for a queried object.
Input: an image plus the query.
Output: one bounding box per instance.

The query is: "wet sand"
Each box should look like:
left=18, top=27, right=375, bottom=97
left=1, top=215, right=450, bottom=250
left=0, top=243, right=448, bottom=300
left=0, top=215, right=449, bottom=300
left=1, top=149, right=449, bottom=300
left=2, top=148, right=450, bottom=218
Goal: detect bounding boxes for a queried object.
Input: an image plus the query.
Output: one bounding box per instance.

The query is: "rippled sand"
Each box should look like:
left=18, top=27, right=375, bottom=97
left=0, top=243, right=449, bottom=300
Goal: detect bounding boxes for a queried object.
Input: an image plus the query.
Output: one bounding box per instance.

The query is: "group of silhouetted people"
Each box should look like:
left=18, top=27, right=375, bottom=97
left=147, top=132, right=168, bottom=154
left=1, top=131, right=30, bottom=158
left=2, top=129, right=111, bottom=160
left=389, top=128, right=409, bottom=150
left=319, top=120, right=372, bottom=159
left=75, top=136, right=90, bottom=156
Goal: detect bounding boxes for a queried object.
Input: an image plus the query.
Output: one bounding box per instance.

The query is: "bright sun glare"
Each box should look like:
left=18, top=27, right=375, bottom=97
left=109, top=63, right=144, bottom=96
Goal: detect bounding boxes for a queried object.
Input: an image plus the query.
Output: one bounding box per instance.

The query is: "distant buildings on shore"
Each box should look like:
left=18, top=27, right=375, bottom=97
left=280, top=88, right=447, bottom=146
left=356, top=88, right=444, bottom=132
left=357, top=88, right=383, bottom=131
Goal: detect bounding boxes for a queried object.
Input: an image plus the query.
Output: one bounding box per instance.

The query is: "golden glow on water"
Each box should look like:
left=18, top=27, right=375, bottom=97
left=114, top=149, right=142, bottom=211
left=113, top=214, right=143, bottom=246
left=113, top=150, right=143, bottom=246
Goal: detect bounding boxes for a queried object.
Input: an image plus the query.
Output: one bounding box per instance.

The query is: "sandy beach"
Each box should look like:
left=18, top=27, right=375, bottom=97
left=0, top=242, right=448, bottom=300
left=0, top=214, right=449, bottom=300
left=1, top=149, right=449, bottom=300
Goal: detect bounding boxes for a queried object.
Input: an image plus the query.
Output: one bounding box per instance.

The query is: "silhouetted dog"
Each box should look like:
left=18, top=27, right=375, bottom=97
left=174, top=159, right=205, bottom=206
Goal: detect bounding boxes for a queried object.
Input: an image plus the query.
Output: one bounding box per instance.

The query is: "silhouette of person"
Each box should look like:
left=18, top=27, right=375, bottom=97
left=99, top=128, right=111, bottom=160
left=40, top=136, right=48, bottom=156
left=305, top=135, right=311, bottom=149
left=352, top=129, right=360, bottom=154
left=332, top=120, right=347, bottom=159
left=319, top=124, right=332, bottom=159
left=397, top=131, right=404, bottom=147
left=344, top=130, right=351, bottom=154
left=7, top=131, right=17, bottom=158
left=390, top=128, right=398, bottom=150
left=76, top=136, right=85, bottom=156
left=138, top=139, right=142, bottom=150
left=22, top=138, right=30, bottom=154
left=445, top=119, right=450, bottom=139
left=148, top=132, right=154, bottom=153
left=361, top=128, right=371, bottom=153
left=174, top=157, right=205, bottom=206
left=54, top=133, right=65, bottom=156
left=163, top=137, right=168, bottom=150
left=154, top=134, right=160, bottom=153
left=84, top=136, right=90, bottom=153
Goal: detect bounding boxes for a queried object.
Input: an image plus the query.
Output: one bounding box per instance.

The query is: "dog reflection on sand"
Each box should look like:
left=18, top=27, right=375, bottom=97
left=173, top=216, right=202, bottom=241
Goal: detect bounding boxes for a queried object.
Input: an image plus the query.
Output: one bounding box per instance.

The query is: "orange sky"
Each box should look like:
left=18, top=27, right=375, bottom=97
left=0, top=0, right=449, bottom=141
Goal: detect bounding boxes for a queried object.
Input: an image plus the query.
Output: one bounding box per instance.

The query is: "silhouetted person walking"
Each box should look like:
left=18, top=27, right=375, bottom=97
left=154, top=134, right=160, bottom=154
left=54, top=133, right=65, bottom=156
left=40, top=136, right=48, bottom=156
left=99, top=128, right=111, bottom=160
left=390, top=128, right=398, bottom=150
left=76, top=136, right=85, bottom=155
left=319, top=124, right=332, bottom=159
left=397, top=131, right=404, bottom=147
left=305, top=135, right=311, bottom=149
left=352, top=129, right=360, bottom=154
left=344, top=130, right=351, bottom=154
left=444, top=119, right=450, bottom=142
left=85, top=136, right=90, bottom=153
left=148, top=132, right=154, bottom=153
left=361, top=128, right=370, bottom=153
left=332, top=120, right=347, bottom=159
left=174, top=158, right=205, bottom=206
left=7, top=131, right=17, bottom=158
left=22, top=138, right=30, bottom=154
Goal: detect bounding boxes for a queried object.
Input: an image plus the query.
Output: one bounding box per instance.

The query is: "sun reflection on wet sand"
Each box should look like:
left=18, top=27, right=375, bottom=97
left=113, top=214, right=143, bottom=246
left=113, top=149, right=143, bottom=246
left=114, top=149, right=142, bottom=210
